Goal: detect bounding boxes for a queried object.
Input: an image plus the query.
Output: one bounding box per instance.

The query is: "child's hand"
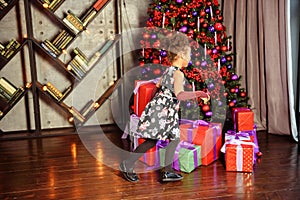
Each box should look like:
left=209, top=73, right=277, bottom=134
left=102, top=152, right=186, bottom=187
left=200, top=91, right=210, bottom=104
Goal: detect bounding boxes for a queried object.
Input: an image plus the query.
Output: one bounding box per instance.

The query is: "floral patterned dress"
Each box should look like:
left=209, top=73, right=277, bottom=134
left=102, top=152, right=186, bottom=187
left=135, top=66, right=181, bottom=141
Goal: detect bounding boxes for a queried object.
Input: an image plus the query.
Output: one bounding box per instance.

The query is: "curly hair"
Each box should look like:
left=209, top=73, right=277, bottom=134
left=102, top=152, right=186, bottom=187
left=161, top=32, right=191, bottom=63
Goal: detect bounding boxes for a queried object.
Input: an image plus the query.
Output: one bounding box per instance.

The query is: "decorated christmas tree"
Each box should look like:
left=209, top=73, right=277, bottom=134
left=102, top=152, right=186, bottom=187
left=138, top=0, right=250, bottom=121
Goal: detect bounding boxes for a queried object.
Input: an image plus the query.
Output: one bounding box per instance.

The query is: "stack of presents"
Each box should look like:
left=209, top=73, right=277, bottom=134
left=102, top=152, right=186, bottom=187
left=122, top=80, right=262, bottom=173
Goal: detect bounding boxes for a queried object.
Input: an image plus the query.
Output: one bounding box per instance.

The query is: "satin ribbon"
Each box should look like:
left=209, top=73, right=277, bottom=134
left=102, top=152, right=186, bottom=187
left=179, top=119, right=209, bottom=128
left=221, top=138, right=257, bottom=153
left=173, top=141, right=200, bottom=172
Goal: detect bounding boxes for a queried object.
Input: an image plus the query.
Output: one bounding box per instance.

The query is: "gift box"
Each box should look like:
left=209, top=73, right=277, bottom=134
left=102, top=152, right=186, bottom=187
left=138, top=139, right=168, bottom=168
left=232, top=107, right=250, bottom=120
left=225, top=143, right=254, bottom=173
left=133, top=80, right=158, bottom=116
left=138, top=138, right=157, bottom=166
left=233, top=109, right=254, bottom=132
left=235, top=128, right=261, bottom=164
left=172, top=141, right=201, bottom=173
left=179, top=120, right=222, bottom=166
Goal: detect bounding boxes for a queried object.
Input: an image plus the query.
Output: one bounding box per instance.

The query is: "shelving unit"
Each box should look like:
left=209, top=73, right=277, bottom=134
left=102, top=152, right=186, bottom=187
left=0, top=0, right=121, bottom=138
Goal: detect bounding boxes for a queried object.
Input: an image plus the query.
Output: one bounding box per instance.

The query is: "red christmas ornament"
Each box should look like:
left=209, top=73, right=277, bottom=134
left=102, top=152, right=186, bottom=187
left=195, top=60, right=201, bottom=66
left=214, top=22, right=223, bottom=31
left=221, top=46, right=227, bottom=51
left=207, top=49, right=212, bottom=55
left=154, top=68, right=161, bottom=75
left=216, top=46, right=220, bottom=51
left=215, top=10, right=220, bottom=15
left=202, top=23, right=208, bottom=28
left=202, top=105, right=210, bottom=112
left=200, top=32, right=206, bottom=37
left=143, top=33, right=150, bottom=39
left=240, top=92, right=247, bottom=97
left=200, top=10, right=206, bottom=17
left=230, top=88, right=236, bottom=93
left=189, top=22, right=195, bottom=27
left=218, top=16, right=223, bottom=21
left=139, top=61, right=145, bottom=66
left=229, top=102, right=235, bottom=107
left=226, top=55, right=232, bottom=61
left=181, top=13, right=187, bottom=18
left=152, top=59, right=160, bottom=64
left=207, top=2, right=212, bottom=6
left=183, top=19, right=188, bottom=25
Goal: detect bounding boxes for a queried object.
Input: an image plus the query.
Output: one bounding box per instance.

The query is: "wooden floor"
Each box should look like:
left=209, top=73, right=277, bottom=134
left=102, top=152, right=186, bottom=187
left=0, top=126, right=300, bottom=200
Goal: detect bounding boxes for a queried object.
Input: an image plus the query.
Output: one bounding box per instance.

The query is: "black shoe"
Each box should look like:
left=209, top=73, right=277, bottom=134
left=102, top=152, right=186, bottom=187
left=119, top=161, right=139, bottom=182
left=162, top=171, right=183, bottom=182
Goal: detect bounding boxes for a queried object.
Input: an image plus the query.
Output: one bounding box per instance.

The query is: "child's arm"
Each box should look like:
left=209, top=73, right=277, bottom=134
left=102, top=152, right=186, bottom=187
left=174, top=70, right=209, bottom=101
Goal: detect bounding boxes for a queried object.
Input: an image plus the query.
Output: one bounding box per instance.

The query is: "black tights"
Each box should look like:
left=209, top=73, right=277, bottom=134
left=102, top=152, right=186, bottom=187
left=125, top=138, right=180, bottom=172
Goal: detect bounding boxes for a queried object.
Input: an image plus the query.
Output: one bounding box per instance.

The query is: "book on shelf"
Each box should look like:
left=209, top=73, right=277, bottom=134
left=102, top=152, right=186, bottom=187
left=0, top=0, right=8, bottom=8
left=93, top=0, right=110, bottom=11
left=39, top=0, right=51, bottom=5
left=0, top=43, right=5, bottom=51
left=71, top=59, right=87, bottom=74
left=80, top=100, right=96, bottom=117
left=73, top=47, right=89, bottom=63
left=40, top=42, right=57, bottom=58
left=8, top=87, right=24, bottom=105
left=57, top=35, right=73, bottom=50
left=41, top=40, right=61, bottom=57
left=81, top=7, right=97, bottom=26
left=48, top=0, right=64, bottom=11
left=63, top=10, right=84, bottom=34
left=0, top=77, right=17, bottom=97
left=44, top=39, right=61, bottom=54
left=68, top=106, right=85, bottom=122
left=87, top=38, right=115, bottom=67
left=0, top=88, right=11, bottom=102
left=73, top=55, right=89, bottom=71
left=59, top=85, right=72, bottom=102
left=1, top=39, right=20, bottom=59
left=67, top=64, right=84, bottom=80
left=43, top=82, right=63, bottom=101
left=52, top=30, right=68, bottom=46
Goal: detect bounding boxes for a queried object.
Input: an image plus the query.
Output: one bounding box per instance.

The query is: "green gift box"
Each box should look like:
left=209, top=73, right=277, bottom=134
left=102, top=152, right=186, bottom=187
left=159, top=141, right=201, bottom=173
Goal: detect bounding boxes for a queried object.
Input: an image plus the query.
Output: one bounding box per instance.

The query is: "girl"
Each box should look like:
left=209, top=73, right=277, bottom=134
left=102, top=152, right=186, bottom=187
left=120, top=32, right=209, bottom=182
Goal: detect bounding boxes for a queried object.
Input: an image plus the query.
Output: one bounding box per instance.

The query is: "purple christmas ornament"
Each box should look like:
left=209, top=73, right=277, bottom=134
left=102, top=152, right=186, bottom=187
left=176, top=0, right=183, bottom=3
left=201, top=60, right=208, bottom=67
left=208, top=26, right=215, bottom=33
left=151, top=34, right=157, bottom=39
left=192, top=11, right=198, bottom=16
left=227, top=64, right=232, bottom=69
left=205, top=111, right=213, bottom=117
left=218, top=101, right=223, bottom=106
left=212, top=48, right=218, bottom=54
left=205, top=7, right=210, bottom=13
left=208, top=83, right=215, bottom=90
left=160, top=50, right=167, bottom=57
left=231, top=74, right=238, bottom=80
left=233, top=99, right=237, bottom=104
left=221, top=56, right=227, bottom=64
left=186, top=102, right=192, bottom=108
left=179, top=26, right=188, bottom=33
